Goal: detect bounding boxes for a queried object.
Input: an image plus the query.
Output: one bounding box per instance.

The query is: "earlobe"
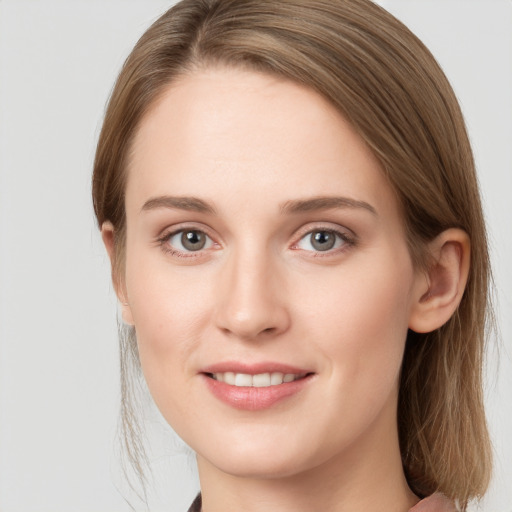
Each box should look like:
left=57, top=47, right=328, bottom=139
left=101, top=221, right=134, bottom=326
left=408, top=228, right=470, bottom=334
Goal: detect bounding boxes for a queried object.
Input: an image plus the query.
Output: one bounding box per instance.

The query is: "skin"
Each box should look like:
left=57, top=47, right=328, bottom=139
left=102, top=67, right=470, bottom=512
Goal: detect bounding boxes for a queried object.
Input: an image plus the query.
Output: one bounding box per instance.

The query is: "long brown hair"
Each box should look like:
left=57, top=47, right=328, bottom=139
left=92, top=0, right=493, bottom=508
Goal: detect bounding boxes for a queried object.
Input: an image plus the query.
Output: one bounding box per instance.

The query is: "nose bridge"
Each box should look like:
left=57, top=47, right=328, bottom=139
left=215, top=241, right=289, bottom=339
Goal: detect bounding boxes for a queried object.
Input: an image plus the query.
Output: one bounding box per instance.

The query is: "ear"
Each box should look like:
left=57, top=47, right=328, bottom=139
left=408, top=228, right=470, bottom=333
left=101, top=221, right=134, bottom=326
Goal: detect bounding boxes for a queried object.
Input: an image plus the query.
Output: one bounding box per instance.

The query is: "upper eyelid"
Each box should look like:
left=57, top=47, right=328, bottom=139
left=293, top=230, right=351, bottom=248
left=291, top=222, right=355, bottom=241
left=158, top=223, right=218, bottom=241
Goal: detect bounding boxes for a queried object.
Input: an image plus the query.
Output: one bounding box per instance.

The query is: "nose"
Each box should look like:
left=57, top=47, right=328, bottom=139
left=214, top=249, right=291, bottom=340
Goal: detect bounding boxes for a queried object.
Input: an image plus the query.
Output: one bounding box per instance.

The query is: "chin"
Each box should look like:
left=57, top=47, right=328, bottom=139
left=208, top=451, right=309, bottom=480
left=193, top=427, right=329, bottom=480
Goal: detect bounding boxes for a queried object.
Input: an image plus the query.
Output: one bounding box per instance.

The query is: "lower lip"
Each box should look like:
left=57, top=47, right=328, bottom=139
left=202, top=374, right=313, bottom=411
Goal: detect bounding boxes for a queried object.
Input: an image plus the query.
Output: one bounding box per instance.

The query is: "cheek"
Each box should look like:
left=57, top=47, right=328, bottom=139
left=123, top=248, right=211, bottom=390
left=126, top=238, right=208, bottom=327
left=298, top=252, right=414, bottom=391
left=125, top=283, right=207, bottom=431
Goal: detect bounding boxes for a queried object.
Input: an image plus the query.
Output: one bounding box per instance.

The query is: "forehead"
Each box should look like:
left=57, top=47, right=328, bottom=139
left=125, top=67, right=396, bottom=218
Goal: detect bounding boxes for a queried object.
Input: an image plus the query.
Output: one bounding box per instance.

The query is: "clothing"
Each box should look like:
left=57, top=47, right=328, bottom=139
left=188, top=494, right=201, bottom=512
left=187, top=492, right=456, bottom=512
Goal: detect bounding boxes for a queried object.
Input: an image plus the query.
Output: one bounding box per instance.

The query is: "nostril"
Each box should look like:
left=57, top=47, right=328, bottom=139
left=214, top=295, right=291, bottom=339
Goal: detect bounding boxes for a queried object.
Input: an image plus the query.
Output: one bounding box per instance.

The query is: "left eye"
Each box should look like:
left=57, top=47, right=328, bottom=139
left=296, top=230, right=347, bottom=252
left=166, top=229, right=215, bottom=252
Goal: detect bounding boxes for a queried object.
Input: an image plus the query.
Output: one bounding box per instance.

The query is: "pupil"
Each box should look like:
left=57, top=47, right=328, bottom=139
left=182, top=231, right=206, bottom=251
left=311, top=231, right=335, bottom=251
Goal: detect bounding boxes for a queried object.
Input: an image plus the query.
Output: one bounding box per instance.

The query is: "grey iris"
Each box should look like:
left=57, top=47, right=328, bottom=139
left=182, top=231, right=206, bottom=251
left=311, top=231, right=336, bottom=251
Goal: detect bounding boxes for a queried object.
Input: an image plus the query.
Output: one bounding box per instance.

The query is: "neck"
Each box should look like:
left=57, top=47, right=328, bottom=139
left=196, top=396, right=419, bottom=512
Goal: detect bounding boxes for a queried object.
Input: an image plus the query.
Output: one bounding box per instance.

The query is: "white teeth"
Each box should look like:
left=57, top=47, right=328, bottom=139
left=235, top=373, right=253, bottom=387
left=270, top=372, right=284, bottom=385
left=224, top=372, right=236, bottom=385
left=252, top=373, right=271, bottom=387
left=212, top=372, right=304, bottom=387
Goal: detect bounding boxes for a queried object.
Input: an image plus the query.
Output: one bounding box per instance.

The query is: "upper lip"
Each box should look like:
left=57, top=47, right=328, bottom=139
left=200, top=361, right=313, bottom=375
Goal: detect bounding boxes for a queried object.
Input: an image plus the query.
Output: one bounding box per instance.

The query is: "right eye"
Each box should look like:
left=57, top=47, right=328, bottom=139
left=163, top=229, right=215, bottom=253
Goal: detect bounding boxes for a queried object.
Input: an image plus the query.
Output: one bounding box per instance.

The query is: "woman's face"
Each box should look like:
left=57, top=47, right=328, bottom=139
left=118, top=67, right=424, bottom=479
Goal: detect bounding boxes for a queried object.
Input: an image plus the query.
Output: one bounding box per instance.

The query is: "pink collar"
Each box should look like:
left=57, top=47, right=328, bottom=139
left=188, top=492, right=456, bottom=512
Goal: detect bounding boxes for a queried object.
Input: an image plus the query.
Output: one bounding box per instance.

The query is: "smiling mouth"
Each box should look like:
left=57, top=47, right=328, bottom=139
left=206, top=372, right=310, bottom=387
left=202, top=369, right=315, bottom=410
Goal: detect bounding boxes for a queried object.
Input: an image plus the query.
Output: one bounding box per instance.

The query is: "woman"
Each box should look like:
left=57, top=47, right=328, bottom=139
left=92, top=1, right=492, bottom=510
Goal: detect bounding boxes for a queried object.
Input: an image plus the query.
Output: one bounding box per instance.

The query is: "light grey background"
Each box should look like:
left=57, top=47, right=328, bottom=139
left=0, top=1, right=510, bottom=511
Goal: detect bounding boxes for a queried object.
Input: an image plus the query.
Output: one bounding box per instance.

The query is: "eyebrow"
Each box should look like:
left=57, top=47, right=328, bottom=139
left=140, top=194, right=377, bottom=216
left=141, top=196, right=216, bottom=214
left=280, top=196, right=377, bottom=216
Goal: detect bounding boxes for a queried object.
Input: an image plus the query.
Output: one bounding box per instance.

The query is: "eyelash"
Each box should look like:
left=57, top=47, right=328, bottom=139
left=156, top=225, right=356, bottom=258
left=157, top=227, right=217, bottom=258
left=291, top=227, right=356, bottom=256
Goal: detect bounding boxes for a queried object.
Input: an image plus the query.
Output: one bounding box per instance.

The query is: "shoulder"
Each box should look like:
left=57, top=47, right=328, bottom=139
left=409, top=494, right=457, bottom=512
